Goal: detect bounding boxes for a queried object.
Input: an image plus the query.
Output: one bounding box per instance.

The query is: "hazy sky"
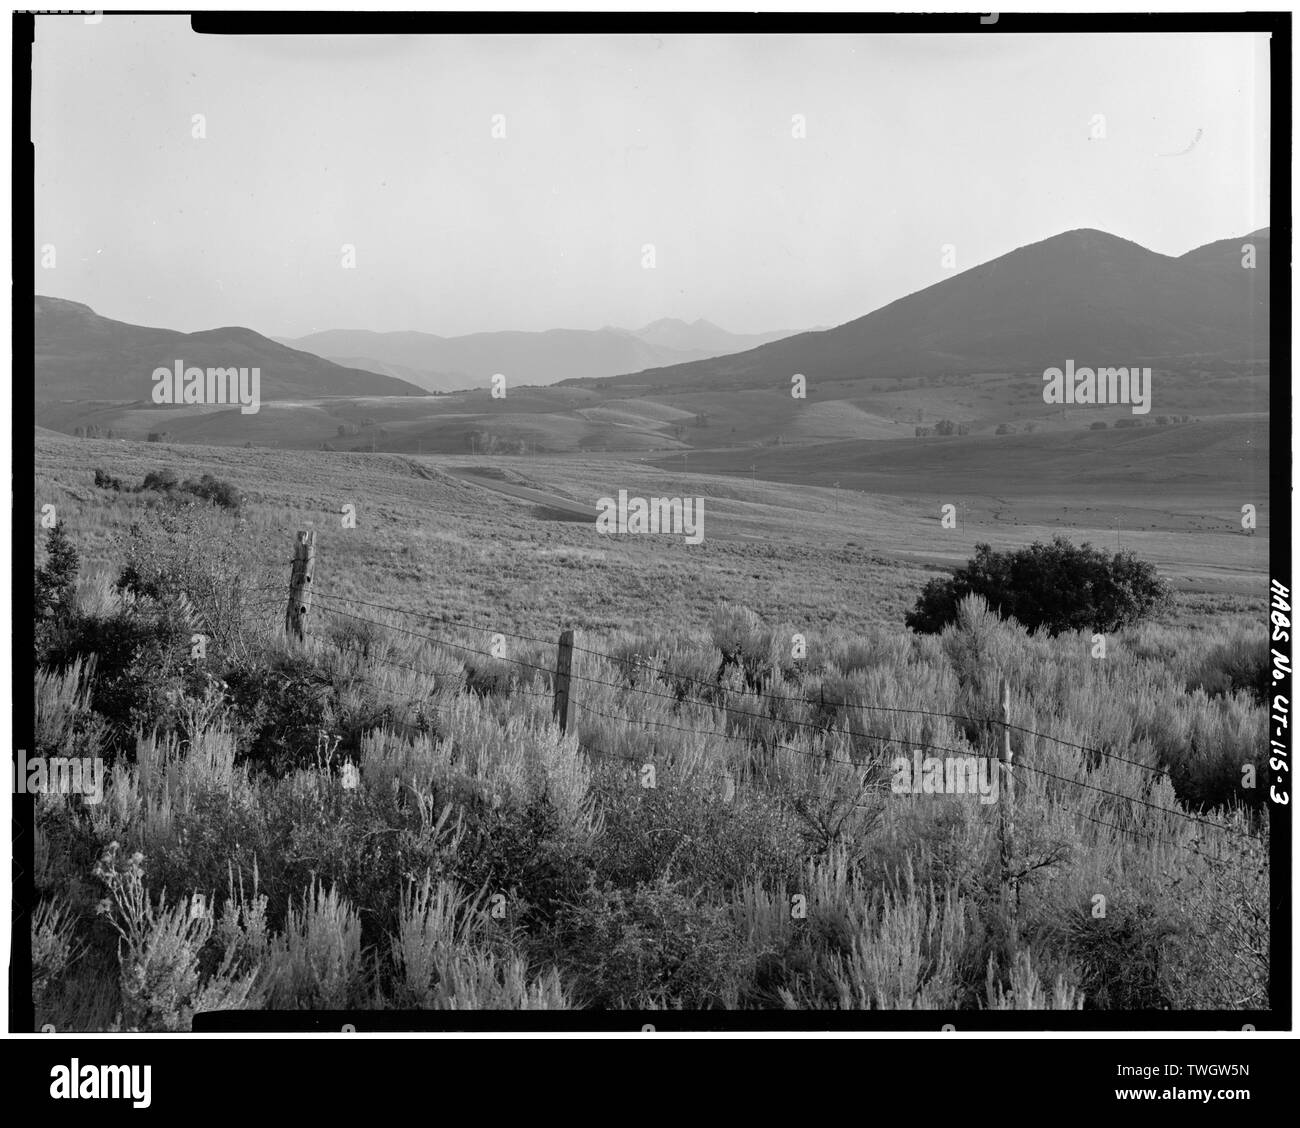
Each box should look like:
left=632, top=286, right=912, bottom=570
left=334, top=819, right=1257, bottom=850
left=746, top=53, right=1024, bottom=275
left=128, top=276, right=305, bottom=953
left=33, top=18, right=1270, bottom=338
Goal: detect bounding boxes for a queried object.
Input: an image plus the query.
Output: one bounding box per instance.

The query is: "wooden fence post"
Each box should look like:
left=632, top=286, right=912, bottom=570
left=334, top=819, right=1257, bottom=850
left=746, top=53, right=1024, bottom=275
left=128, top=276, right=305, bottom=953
left=553, top=629, right=575, bottom=733
left=1000, top=675, right=1018, bottom=948
left=285, top=529, right=316, bottom=641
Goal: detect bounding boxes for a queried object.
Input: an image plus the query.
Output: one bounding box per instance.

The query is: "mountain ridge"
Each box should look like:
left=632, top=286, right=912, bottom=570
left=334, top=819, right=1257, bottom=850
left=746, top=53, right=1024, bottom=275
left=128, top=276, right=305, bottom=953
left=34, top=296, right=428, bottom=409
left=275, top=318, right=802, bottom=391
left=575, top=226, right=1269, bottom=391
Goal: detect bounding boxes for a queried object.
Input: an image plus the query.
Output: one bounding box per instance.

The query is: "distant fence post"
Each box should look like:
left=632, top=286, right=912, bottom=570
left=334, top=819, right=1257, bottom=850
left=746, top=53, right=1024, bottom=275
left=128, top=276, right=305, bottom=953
left=285, top=529, right=316, bottom=641
left=1000, top=676, right=1018, bottom=948
left=553, top=629, right=576, bottom=733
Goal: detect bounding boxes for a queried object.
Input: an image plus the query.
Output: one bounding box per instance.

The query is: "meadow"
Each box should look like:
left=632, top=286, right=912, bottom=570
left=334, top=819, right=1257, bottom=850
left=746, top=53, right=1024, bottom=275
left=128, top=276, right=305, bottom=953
left=30, top=432, right=1270, bottom=1025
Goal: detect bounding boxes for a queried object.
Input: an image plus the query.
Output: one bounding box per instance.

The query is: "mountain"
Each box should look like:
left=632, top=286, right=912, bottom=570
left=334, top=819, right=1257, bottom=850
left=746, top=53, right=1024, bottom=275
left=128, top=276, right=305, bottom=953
left=277, top=319, right=801, bottom=391
left=1178, top=228, right=1270, bottom=307
left=584, top=227, right=1270, bottom=391
left=624, top=318, right=796, bottom=354
left=35, top=296, right=427, bottom=406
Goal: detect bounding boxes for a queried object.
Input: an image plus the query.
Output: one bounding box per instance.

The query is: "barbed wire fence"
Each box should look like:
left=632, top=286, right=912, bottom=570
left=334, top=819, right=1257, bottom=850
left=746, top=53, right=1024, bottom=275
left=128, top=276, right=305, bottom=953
left=219, top=529, right=1268, bottom=939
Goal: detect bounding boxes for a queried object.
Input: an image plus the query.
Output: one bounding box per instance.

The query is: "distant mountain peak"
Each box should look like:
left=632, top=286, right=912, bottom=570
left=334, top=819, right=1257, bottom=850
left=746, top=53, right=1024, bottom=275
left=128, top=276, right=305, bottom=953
left=592, top=224, right=1268, bottom=391
left=1020, top=228, right=1159, bottom=257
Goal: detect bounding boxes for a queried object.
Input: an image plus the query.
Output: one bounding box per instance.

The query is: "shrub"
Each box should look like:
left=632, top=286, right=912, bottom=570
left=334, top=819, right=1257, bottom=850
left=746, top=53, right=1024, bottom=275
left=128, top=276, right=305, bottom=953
left=261, top=881, right=365, bottom=1009
left=1187, top=634, right=1270, bottom=705
left=905, top=537, right=1173, bottom=636
left=557, top=878, right=751, bottom=1008
left=222, top=655, right=340, bottom=774
left=39, top=510, right=275, bottom=754
left=93, top=843, right=258, bottom=1030
left=34, top=657, right=106, bottom=763
left=181, top=474, right=242, bottom=511
left=93, top=469, right=124, bottom=491
left=113, top=505, right=271, bottom=657
left=33, top=895, right=82, bottom=1004
left=1089, top=421, right=1108, bottom=430
left=42, top=595, right=199, bottom=754
left=140, top=468, right=179, bottom=493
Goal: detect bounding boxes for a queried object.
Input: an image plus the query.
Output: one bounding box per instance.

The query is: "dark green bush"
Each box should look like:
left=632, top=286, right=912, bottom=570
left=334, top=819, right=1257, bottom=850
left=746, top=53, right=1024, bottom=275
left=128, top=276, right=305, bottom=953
left=134, top=468, right=241, bottom=511
left=180, top=473, right=242, bottom=511
left=43, top=596, right=202, bottom=757
left=446, top=792, right=593, bottom=929
left=556, top=878, right=751, bottom=1008
left=140, top=468, right=179, bottom=493
left=905, top=537, right=1172, bottom=636
left=35, top=522, right=80, bottom=654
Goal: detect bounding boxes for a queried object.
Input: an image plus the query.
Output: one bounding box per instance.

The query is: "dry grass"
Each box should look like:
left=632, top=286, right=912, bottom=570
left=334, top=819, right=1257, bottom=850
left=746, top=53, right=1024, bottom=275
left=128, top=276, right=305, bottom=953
left=31, top=434, right=1270, bottom=1024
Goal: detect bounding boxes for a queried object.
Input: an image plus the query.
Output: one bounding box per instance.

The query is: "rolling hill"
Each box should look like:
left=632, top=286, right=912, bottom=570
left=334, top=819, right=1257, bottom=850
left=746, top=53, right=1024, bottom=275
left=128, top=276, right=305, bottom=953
left=35, top=226, right=1268, bottom=452
left=35, top=296, right=427, bottom=414
left=586, top=228, right=1270, bottom=392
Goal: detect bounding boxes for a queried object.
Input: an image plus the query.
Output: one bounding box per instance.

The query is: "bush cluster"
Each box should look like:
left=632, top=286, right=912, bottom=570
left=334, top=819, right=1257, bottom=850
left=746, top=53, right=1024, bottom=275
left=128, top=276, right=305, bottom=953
left=94, top=468, right=242, bottom=511
left=905, top=537, right=1173, bottom=636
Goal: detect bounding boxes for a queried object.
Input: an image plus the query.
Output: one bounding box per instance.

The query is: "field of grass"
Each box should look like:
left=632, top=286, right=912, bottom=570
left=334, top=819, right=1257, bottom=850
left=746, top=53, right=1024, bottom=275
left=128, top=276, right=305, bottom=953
left=30, top=432, right=1271, bottom=1025
left=45, top=361, right=1269, bottom=459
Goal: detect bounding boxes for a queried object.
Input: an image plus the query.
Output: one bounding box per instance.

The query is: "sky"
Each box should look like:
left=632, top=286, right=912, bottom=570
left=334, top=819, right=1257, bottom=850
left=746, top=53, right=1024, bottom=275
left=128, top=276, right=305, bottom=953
left=32, top=18, right=1271, bottom=339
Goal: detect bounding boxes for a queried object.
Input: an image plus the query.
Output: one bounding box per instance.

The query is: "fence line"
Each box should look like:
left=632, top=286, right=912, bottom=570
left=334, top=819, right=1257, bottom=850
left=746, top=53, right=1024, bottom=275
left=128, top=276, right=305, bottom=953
left=308, top=600, right=1259, bottom=836
left=313, top=593, right=1175, bottom=788
left=1001, top=765, right=1254, bottom=872
left=214, top=532, right=1267, bottom=878
left=315, top=589, right=1177, bottom=779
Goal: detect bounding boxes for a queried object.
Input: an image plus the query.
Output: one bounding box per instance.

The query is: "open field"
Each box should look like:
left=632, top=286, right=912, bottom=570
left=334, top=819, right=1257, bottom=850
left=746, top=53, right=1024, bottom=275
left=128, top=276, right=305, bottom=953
left=35, top=427, right=1266, bottom=633
left=31, top=431, right=1271, bottom=1024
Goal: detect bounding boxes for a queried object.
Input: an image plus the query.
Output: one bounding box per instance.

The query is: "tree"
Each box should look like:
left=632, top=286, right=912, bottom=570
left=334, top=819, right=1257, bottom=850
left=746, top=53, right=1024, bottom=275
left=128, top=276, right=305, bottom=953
left=905, top=537, right=1172, bottom=636
left=35, top=522, right=79, bottom=627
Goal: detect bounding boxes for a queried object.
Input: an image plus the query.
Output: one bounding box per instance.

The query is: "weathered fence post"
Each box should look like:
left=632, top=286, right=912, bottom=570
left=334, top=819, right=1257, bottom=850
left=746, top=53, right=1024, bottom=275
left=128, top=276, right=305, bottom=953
left=553, top=629, right=575, bottom=733
left=285, top=529, right=316, bottom=641
left=1000, top=675, right=1018, bottom=948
